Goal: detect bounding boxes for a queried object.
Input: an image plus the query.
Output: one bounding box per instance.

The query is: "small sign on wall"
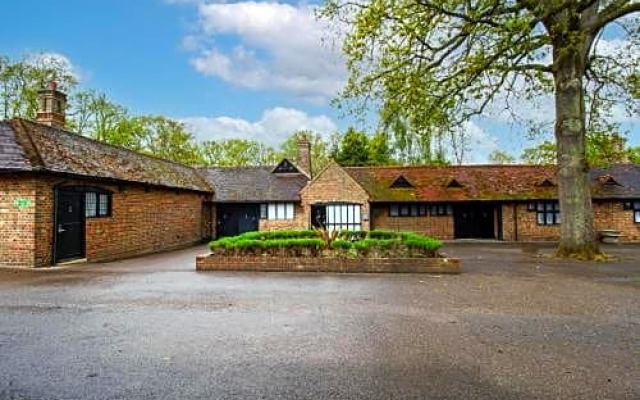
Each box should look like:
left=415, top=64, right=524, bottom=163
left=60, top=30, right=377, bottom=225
left=14, top=198, right=33, bottom=209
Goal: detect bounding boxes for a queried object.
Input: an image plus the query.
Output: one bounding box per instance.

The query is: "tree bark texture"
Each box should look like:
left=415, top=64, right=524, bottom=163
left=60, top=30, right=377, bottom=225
left=553, top=42, right=600, bottom=257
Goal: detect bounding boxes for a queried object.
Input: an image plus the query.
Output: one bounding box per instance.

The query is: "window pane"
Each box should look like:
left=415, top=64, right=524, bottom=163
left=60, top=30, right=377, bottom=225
left=98, top=194, right=109, bottom=216
left=347, top=204, right=353, bottom=222
left=354, top=205, right=361, bottom=222
left=536, top=203, right=544, bottom=212
left=400, top=205, right=409, bottom=216
left=341, top=205, right=348, bottom=223
left=446, top=205, right=453, bottom=215
left=555, top=211, right=561, bottom=224
left=554, top=203, right=560, bottom=211
left=85, top=192, right=97, bottom=217
left=390, top=204, right=399, bottom=217
left=285, top=203, right=294, bottom=219
left=546, top=212, right=554, bottom=225
left=410, top=205, right=417, bottom=216
left=537, top=213, right=545, bottom=225
left=260, top=204, right=267, bottom=219
left=545, top=202, right=554, bottom=211
left=419, top=205, right=426, bottom=216
left=635, top=211, right=640, bottom=223
left=268, top=203, right=276, bottom=220
left=634, top=201, right=640, bottom=210
left=326, top=205, right=335, bottom=223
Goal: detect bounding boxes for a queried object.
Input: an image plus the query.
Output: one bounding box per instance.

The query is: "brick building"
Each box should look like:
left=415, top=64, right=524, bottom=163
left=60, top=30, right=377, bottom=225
left=301, top=162, right=640, bottom=242
left=200, top=159, right=310, bottom=237
left=2, top=84, right=639, bottom=268
left=0, top=83, right=214, bottom=268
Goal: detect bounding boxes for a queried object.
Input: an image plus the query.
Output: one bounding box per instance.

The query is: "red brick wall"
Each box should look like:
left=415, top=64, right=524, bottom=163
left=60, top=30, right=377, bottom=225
left=259, top=203, right=307, bottom=231
left=26, top=175, right=209, bottom=267
left=0, top=174, right=37, bottom=267
left=370, top=205, right=454, bottom=239
left=300, top=163, right=370, bottom=230
left=594, top=200, right=640, bottom=241
left=501, top=203, right=560, bottom=241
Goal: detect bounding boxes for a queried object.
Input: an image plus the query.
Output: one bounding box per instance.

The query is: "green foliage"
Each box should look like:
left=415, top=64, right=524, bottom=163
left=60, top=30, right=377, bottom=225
left=333, top=127, right=371, bottom=166
left=200, top=138, right=278, bottom=167
left=211, top=229, right=442, bottom=257
left=522, top=131, right=637, bottom=166
left=488, top=150, right=516, bottom=164
left=0, top=53, right=77, bottom=120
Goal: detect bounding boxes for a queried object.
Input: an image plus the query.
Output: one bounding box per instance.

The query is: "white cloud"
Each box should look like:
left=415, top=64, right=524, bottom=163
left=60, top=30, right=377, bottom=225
left=181, top=107, right=337, bottom=145
left=448, top=121, right=501, bottom=164
left=185, top=1, right=346, bottom=102
left=26, top=52, right=85, bottom=82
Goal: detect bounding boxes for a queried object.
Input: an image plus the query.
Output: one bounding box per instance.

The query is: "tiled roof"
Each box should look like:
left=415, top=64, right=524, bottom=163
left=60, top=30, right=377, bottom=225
left=344, top=165, right=560, bottom=202
left=0, top=118, right=213, bottom=192
left=344, top=164, right=640, bottom=202
left=589, top=164, right=640, bottom=199
left=200, top=166, right=308, bottom=202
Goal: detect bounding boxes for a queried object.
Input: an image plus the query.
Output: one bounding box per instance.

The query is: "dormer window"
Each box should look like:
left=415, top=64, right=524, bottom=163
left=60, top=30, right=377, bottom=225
left=598, top=175, right=622, bottom=186
left=273, top=159, right=300, bottom=174
left=446, top=179, right=463, bottom=188
left=390, top=175, right=413, bottom=188
left=537, top=178, right=556, bottom=187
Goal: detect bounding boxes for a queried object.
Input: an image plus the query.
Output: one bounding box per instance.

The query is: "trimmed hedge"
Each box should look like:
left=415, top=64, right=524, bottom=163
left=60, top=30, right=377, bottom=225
left=209, top=230, right=442, bottom=258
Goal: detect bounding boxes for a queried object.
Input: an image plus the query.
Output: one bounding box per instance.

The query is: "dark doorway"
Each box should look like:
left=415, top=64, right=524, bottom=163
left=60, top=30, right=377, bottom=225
left=54, top=189, right=86, bottom=262
left=454, top=203, right=496, bottom=239
left=216, top=204, right=260, bottom=237
left=311, top=204, right=326, bottom=229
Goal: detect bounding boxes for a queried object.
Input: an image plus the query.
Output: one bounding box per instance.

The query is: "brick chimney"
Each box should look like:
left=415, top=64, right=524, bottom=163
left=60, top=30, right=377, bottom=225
left=36, top=81, right=67, bottom=129
left=296, top=136, right=312, bottom=177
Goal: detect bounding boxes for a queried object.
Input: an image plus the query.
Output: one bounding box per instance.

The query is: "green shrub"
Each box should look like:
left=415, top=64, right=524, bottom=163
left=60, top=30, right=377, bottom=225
left=209, top=229, right=441, bottom=257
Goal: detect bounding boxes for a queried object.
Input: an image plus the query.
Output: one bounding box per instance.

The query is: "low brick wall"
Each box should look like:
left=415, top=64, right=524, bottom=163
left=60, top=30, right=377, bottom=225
left=196, top=254, right=460, bottom=273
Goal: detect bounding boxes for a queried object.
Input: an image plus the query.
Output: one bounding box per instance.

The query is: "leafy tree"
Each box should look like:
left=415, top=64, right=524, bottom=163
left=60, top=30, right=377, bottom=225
left=201, top=138, right=278, bottom=167
left=0, top=54, right=77, bottom=120
left=278, top=130, right=332, bottom=174
left=68, top=89, right=129, bottom=142
left=367, top=132, right=393, bottom=165
left=332, top=127, right=371, bottom=166
left=489, top=150, right=517, bottom=164
left=320, top=0, right=640, bottom=257
left=131, top=115, right=203, bottom=166
left=523, top=131, right=636, bottom=166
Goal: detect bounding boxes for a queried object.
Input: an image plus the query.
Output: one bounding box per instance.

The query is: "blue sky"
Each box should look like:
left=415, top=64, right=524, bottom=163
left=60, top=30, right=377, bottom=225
left=0, top=0, right=637, bottom=162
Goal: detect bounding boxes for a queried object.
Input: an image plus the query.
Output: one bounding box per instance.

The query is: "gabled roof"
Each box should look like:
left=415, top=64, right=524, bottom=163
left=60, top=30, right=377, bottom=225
left=343, top=165, right=560, bottom=202
left=0, top=118, right=213, bottom=192
left=589, top=164, right=640, bottom=198
left=200, top=165, right=309, bottom=202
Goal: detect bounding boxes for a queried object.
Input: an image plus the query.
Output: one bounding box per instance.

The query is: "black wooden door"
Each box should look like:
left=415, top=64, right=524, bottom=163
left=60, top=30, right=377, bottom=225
left=217, top=205, right=259, bottom=237
left=454, top=203, right=495, bottom=239
left=55, top=190, right=85, bottom=262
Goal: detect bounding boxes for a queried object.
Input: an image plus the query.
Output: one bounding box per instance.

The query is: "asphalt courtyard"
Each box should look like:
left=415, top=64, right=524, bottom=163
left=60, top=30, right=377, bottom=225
left=0, top=243, right=638, bottom=400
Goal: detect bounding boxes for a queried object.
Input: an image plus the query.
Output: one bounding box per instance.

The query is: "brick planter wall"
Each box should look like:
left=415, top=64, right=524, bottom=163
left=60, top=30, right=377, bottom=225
left=196, top=254, right=460, bottom=274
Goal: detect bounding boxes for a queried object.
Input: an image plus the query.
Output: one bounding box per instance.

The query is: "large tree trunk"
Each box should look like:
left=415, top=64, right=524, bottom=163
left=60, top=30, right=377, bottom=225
left=553, top=43, right=600, bottom=258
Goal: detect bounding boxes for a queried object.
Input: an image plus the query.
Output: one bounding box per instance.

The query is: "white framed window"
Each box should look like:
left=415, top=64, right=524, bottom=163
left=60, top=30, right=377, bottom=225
left=325, top=203, right=361, bottom=231
left=261, top=203, right=295, bottom=220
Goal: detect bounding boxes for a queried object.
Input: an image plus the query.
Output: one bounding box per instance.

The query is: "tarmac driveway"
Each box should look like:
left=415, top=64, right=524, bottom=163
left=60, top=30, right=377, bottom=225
left=0, top=243, right=638, bottom=400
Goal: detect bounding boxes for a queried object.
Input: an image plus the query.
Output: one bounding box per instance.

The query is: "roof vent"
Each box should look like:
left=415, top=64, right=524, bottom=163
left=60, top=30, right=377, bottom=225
left=273, top=159, right=300, bottom=174
left=446, top=178, right=463, bottom=188
left=390, top=175, right=413, bottom=188
left=598, top=175, right=622, bottom=186
left=537, top=178, right=556, bottom=187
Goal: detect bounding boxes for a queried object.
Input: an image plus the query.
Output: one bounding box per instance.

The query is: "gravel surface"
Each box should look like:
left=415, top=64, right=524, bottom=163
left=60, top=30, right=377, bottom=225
left=0, top=243, right=638, bottom=400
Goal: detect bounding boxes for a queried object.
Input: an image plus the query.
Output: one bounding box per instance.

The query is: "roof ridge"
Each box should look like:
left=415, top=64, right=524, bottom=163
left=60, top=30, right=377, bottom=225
left=17, top=118, right=201, bottom=172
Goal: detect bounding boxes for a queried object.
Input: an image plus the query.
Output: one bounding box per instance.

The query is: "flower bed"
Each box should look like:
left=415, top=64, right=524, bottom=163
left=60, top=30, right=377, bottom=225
left=196, top=230, right=460, bottom=273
